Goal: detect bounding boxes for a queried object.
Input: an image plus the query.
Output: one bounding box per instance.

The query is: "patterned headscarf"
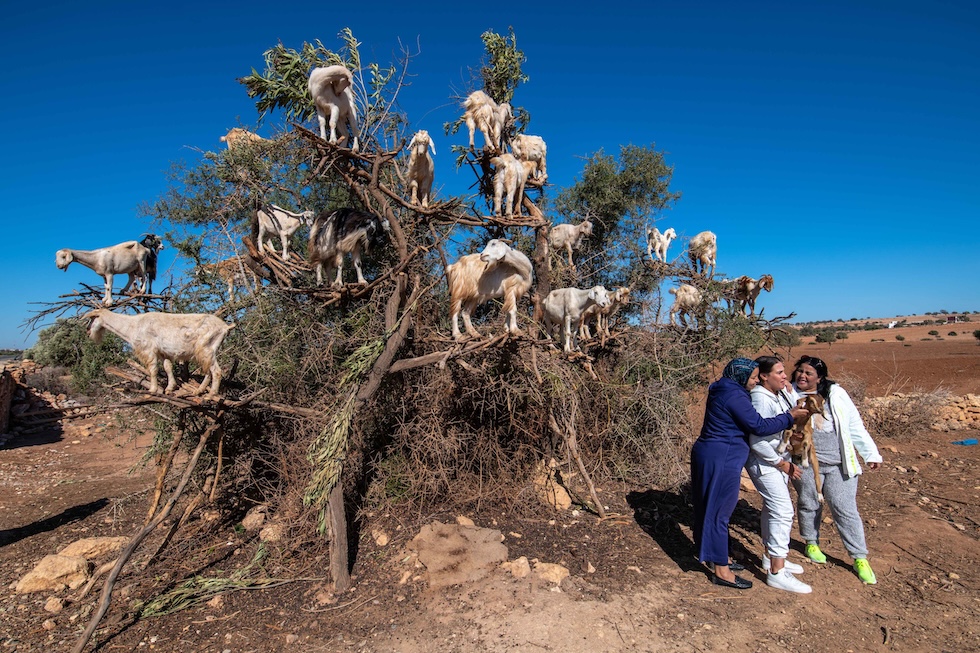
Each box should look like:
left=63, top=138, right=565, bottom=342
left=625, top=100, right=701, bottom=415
left=722, top=357, right=759, bottom=388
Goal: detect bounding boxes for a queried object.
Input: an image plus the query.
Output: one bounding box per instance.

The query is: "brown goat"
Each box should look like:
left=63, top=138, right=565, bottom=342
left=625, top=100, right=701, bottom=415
left=778, top=394, right=827, bottom=501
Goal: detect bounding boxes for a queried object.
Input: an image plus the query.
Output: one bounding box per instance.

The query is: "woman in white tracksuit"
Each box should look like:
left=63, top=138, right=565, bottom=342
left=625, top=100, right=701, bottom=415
left=747, top=356, right=812, bottom=594
left=790, top=355, right=883, bottom=585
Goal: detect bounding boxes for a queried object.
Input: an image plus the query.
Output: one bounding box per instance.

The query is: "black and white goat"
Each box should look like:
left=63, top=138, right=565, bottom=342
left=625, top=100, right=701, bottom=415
left=308, top=208, right=391, bottom=287
left=138, top=234, right=164, bottom=294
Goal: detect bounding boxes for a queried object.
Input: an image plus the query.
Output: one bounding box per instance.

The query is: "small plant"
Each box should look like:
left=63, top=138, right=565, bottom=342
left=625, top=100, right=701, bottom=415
left=948, top=331, right=957, bottom=336
left=928, top=330, right=939, bottom=336
left=896, top=335, right=905, bottom=341
left=974, top=329, right=980, bottom=344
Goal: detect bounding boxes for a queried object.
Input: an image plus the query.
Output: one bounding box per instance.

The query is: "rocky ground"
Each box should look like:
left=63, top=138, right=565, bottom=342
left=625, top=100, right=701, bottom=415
left=1, top=330, right=979, bottom=652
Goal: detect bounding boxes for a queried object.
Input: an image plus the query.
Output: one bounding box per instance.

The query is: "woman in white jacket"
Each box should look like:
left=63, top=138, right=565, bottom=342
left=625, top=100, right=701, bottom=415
left=747, top=356, right=812, bottom=594
left=791, top=355, right=883, bottom=585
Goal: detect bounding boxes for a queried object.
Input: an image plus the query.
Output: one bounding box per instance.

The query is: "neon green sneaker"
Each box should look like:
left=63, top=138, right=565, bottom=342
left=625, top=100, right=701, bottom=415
left=805, top=543, right=827, bottom=564
left=854, top=558, right=877, bottom=585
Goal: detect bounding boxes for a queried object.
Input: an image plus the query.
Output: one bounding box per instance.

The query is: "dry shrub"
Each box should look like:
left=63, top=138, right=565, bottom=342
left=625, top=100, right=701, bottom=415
left=862, top=391, right=949, bottom=441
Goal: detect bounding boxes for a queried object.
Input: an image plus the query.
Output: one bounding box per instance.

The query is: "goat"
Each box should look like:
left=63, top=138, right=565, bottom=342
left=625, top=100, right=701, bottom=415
left=406, top=130, right=436, bottom=208
left=220, top=128, right=265, bottom=149
left=138, top=234, right=164, bottom=295
left=668, top=283, right=703, bottom=327
left=308, top=65, right=359, bottom=150
left=777, top=394, right=826, bottom=502
left=446, top=239, right=533, bottom=342
left=85, top=309, right=234, bottom=398
left=198, top=257, right=258, bottom=302
left=579, top=286, right=631, bottom=340
left=548, top=220, right=593, bottom=268
left=540, top=286, right=611, bottom=353
left=308, top=208, right=390, bottom=287
left=733, top=274, right=774, bottom=315
left=688, top=231, right=717, bottom=277
left=56, top=241, right=150, bottom=306
left=463, top=90, right=511, bottom=153
left=256, top=205, right=315, bottom=261
left=510, top=134, right=547, bottom=181
left=646, top=226, right=677, bottom=263
left=489, top=154, right=533, bottom=217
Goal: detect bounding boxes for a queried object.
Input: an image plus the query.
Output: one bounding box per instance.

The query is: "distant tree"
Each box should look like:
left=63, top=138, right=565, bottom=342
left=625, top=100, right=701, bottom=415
left=815, top=331, right=837, bottom=344
left=973, top=329, right=980, bottom=343
left=896, top=335, right=906, bottom=342
left=928, top=330, right=939, bottom=336
left=948, top=331, right=957, bottom=336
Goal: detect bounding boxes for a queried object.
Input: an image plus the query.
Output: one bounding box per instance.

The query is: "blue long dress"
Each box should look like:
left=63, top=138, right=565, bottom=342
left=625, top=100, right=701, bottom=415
left=691, top=377, right=794, bottom=565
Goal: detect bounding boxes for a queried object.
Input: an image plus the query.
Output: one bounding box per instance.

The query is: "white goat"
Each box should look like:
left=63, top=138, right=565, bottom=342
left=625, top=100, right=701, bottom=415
left=646, top=226, right=677, bottom=263
left=308, top=65, right=359, bottom=150
left=548, top=220, right=594, bottom=268
left=256, top=205, right=315, bottom=261
left=734, top=274, right=775, bottom=315
left=688, top=231, right=717, bottom=277
left=85, top=309, right=234, bottom=398
left=511, top=134, right=547, bottom=181
left=463, top=90, right=512, bottom=153
left=446, top=239, right=533, bottom=341
left=669, top=283, right=703, bottom=327
left=490, top=153, right=532, bottom=217
left=56, top=241, right=151, bottom=306
left=541, top=286, right=611, bottom=353
left=308, top=208, right=390, bottom=287
left=579, top=286, right=631, bottom=340
left=406, top=130, right=436, bottom=208
left=220, top=128, right=265, bottom=149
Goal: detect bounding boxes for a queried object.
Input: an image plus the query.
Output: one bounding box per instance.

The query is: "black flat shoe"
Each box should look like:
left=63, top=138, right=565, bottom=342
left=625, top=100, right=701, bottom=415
left=707, top=561, right=746, bottom=572
left=711, top=574, right=753, bottom=589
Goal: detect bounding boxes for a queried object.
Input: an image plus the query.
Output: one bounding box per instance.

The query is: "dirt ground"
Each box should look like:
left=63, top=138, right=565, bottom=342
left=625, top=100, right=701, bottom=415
left=1, top=327, right=979, bottom=652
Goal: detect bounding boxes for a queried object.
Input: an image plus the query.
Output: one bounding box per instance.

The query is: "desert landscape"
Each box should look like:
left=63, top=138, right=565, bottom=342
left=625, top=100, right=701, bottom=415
left=1, top=317, right=978, bottom=652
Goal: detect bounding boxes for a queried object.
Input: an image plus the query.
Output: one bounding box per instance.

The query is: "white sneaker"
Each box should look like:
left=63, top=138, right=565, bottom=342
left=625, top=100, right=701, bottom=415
left=767, top=568, right=812, bottom=594
left=763, top=556, right=804, bottom=574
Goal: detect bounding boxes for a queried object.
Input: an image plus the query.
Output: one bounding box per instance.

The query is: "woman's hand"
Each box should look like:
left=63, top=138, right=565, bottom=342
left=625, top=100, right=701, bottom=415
left=777, top=459, right=802, bottom=479
left=789, top=406, right=809, bottom=421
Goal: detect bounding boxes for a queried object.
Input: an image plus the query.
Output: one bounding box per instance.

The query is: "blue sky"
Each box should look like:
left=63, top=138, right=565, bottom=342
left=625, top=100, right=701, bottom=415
left=2, top=1, right=977, bottom=348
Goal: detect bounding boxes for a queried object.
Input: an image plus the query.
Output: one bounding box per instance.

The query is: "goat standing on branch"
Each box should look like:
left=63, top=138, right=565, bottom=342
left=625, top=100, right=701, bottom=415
left=138, top=234, right=164, bottom=295
left=257, top=205, right=315, bottom=261
left=669, top=283, right=703, bottom=328
left=463, top=90, right=511, bottom=153
left=579, top=286, right=631, bottom=340
left=734, top=274, right=775, bottom=315
left=406, top=130, right=435, bottom=208
left=85, top=309, right=234, bottom=398
left=308, top=64, right=359, bottom=150
left=56, top=240, right=152, bottom=306
left=548, top=220, right=593, bottom=269
left=511, top=134, right=547, bottom=181
left=541, top=285, right=611, bottom=353
left=490, top=153, right=532, bottom=218
left=447, top=239, right=533, bottom=342
left=309, top=208, right=391, bottom=287
left=688, top=230, right=717, bottom=277
left=646, top=226, right=676, bottom=263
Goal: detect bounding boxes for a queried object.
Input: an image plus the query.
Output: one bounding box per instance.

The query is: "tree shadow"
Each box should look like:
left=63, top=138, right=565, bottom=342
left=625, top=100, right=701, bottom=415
left=0, top=498, right=108, bottom=548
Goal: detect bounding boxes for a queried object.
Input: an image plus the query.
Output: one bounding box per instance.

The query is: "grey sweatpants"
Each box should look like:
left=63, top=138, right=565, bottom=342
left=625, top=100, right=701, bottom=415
left=792, top=463, right=869, bottom=559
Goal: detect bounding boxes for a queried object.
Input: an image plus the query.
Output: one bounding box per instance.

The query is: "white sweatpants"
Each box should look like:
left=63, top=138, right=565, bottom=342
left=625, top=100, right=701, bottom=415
left=747, top=465, right=794, bottom=559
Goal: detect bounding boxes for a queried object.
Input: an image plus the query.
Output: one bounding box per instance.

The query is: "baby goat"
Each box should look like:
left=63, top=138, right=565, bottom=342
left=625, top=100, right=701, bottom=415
left=777, top=394, right=827, bottom=501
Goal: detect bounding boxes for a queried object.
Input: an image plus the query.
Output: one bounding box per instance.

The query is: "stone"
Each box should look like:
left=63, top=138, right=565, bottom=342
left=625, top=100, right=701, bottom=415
left=43, top=597, right=64, bottom=614
left=58, top=537, right=128, bottom=560
left=501, top=556, right=531, bottom=579
left=241, top=506, right=268, bottom=531
left=534, top=562, right=570, bottom=585
left=455, top=516, right=475, bottom=528
left=407, top=521, right=508, bottom=589
left=372, top=529, right=390, bottom=546
left=259, top=523, right=284, bottom=542
left=16, top=555, right=90, bottom=594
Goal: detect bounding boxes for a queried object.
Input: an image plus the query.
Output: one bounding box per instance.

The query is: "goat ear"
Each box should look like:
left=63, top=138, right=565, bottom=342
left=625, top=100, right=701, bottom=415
left=429, top=140, right=436, bottom=156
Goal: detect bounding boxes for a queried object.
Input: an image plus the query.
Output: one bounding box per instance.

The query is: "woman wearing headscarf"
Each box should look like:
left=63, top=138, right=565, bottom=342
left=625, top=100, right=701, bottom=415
left=691, top=357, right=808, bottom=589
left=790, top=355, right=882, bottom=585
